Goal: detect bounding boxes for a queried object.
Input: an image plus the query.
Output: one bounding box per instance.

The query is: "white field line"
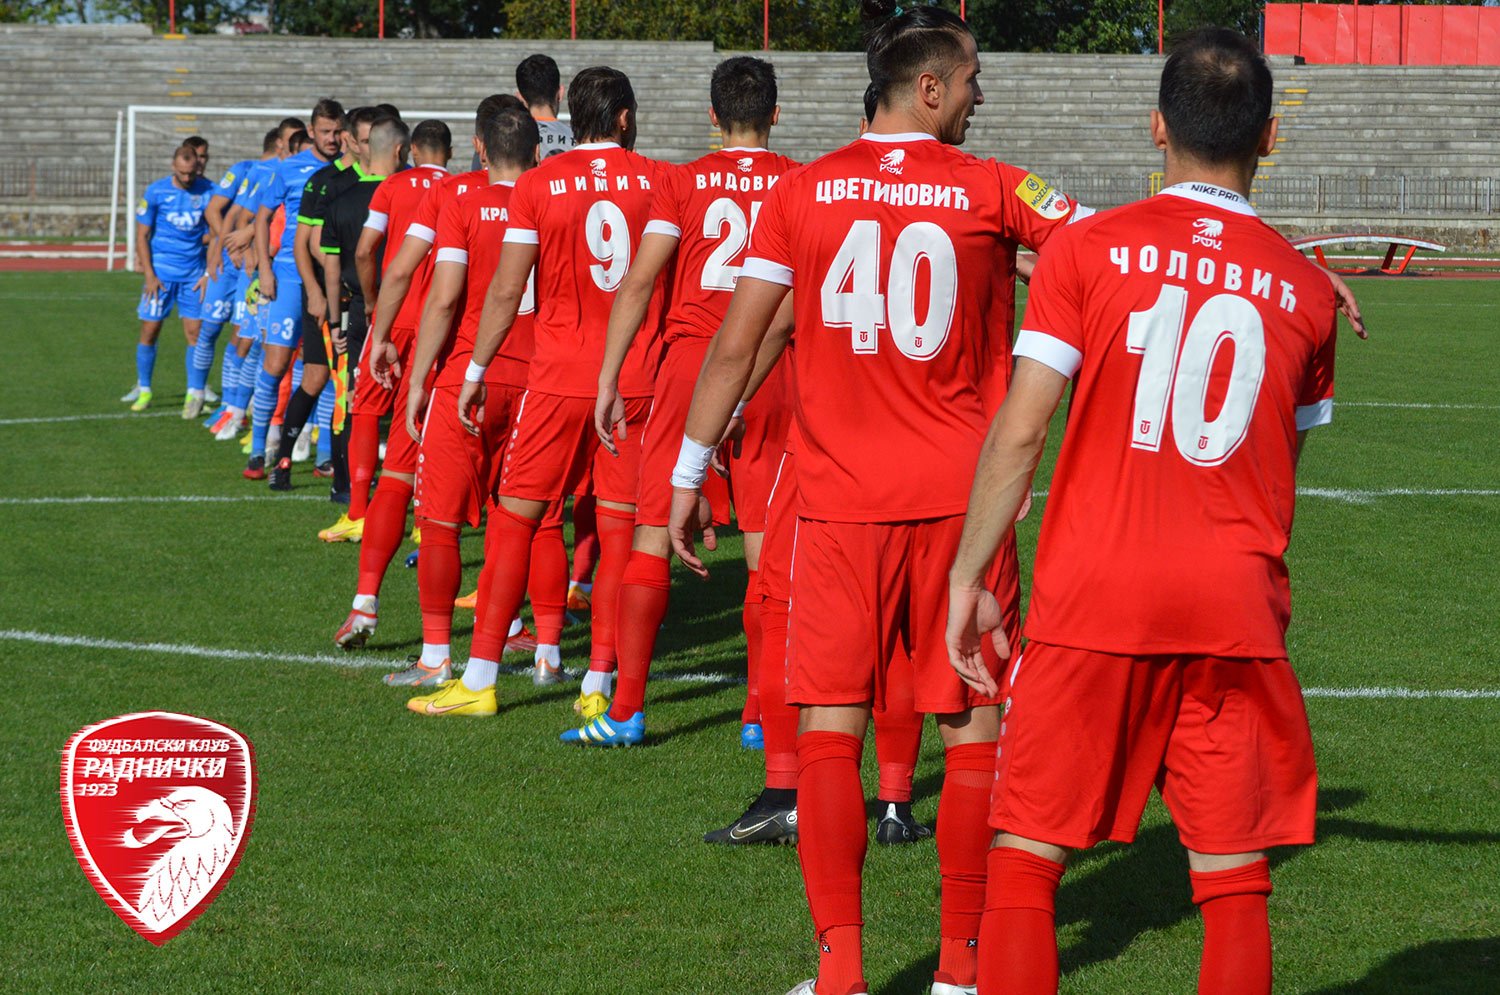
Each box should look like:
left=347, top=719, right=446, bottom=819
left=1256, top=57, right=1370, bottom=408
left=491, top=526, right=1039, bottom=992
left=1339, top=402, right=1500, bottom=410
left=0, top=410, right=177, bottom=426
left=1299, top=487, right=1500, bottom=504
left=0, top=495, right=326, bottom=505
left=1, top=630, right=1495, bottom=700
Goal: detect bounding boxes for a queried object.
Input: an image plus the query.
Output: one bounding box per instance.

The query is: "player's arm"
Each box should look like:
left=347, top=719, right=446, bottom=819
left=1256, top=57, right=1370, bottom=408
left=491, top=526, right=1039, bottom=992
left=368, top=231, right=430, bottom=387
left=458, top=240, right=537, bottom=436
left=597, top=231, right=678, bottom=452
left=318, top=223, right=343, bottom=332
left=203, top=193, right=232, bottom=279
left=946, top=357, right=1070, bottom=692
left=354, top=227, right=383, bottom=318
left=223, top=203, right=254, bottom=256
left=668, top=276, right=789, bottom=576
left=253, top=204, right=276, bottom=298
left=135, top=218, right=160, bottom=298
left=406, top=260, right=464, bottom=441
left=1320, top=270, right=1367, bottom=339
left=293, top=221, right=326, bottom=319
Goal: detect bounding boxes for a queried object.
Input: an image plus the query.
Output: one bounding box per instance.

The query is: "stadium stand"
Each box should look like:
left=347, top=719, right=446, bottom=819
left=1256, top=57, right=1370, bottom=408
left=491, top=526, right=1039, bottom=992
left=0, top=25, right=1494, bottom=244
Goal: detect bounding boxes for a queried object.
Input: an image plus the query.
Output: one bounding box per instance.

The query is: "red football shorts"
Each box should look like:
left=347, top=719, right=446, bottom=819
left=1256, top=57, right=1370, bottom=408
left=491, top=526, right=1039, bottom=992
left=636, top=339, right=731, bottom=528
left=990, top=641, right=1318, bottom=853
left=413, top=383, right=522, bottom=528
left=351, top=326, right=414, bottom=418
left=727, top=360, right=791, bottom=533
left=786, top=515, right=1020, bottom=714
left=756, top=450, right=795, bottom=603
left=499, top=390, right=651, bottom=506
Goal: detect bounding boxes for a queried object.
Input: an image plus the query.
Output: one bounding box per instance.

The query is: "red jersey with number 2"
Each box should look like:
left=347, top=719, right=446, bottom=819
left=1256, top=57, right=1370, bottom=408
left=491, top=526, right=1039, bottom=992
left=1014, top=183, right=1339, bottom=658
left=645, top=147, right=799, bottom=344
left=431, top=180, right=534, bottom=389
left=503, top=142, right=667, bottom=398
left=743, top=133, right=1081, bottom=522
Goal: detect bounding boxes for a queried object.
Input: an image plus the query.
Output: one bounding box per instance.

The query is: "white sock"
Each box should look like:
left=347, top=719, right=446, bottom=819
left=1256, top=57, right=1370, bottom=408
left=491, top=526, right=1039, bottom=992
left=228, top=406, right=245, bottom=418
left=508, top=617, right=524, bottom=638
left=421, top=643, right=449, bottom=667
left=535, top=644, right=561, bottom=670
left=353, top=594, right=378, bottom=613
left=581, top=670, right=612, bottom=698
left=462, top=657, right=499, bottom=692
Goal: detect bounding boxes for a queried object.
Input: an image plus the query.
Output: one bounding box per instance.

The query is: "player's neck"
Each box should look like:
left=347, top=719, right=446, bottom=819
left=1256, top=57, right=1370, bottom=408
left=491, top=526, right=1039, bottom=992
left=487, top=164, right=523, bottom=185
left=720, top=129, right=769, bottom=151
left=866, top=108, right=937, bottom=141
left=1161, top=155, right=1255, bottom=201
left=528, top=104, right=558, bottom=122
left=576, top=134, right=622, bottom=148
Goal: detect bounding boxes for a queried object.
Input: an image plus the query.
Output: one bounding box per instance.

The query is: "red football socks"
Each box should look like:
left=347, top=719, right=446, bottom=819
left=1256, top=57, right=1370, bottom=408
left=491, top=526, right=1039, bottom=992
left=529, top=520, right=569, bottom=645
left=571, top=493, right=600, bottom=583
left=608, top=550, right=671, bottom=722
left=589, top=505, right=635, bottom=666
left=470, top=506, right=538, bottom=662
left=980, top=847, right=1065, bottom=995
left=759, top=597, right=798, bottom=791
left=347, top=413, right=380, bottom=520
left=740, top=569, right=763, bottom=725
left=415, top=519, right=461, bottom=644
left=935, top=742, right=995, bottom=988
left=872, top=651, right=921, bottom=802
left=355, top=476, right=412, bottom=598
left=797, top=730, right=867, bottom=995
left=1191, top=858, right=1273, bottom=995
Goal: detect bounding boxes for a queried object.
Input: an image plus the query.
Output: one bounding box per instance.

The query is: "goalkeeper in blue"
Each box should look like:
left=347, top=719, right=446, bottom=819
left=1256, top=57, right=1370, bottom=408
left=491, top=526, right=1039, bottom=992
left=123, top=144, right=213, bottom=411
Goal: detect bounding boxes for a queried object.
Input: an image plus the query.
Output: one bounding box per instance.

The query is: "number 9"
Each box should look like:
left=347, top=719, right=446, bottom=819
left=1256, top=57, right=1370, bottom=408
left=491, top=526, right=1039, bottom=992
left=586, top=200, right=631, bottom=291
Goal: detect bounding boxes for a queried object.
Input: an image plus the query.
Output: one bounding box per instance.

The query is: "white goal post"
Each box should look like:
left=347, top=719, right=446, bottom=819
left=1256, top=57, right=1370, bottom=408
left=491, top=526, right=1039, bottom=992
left=113, top=104, right=486, bottom=272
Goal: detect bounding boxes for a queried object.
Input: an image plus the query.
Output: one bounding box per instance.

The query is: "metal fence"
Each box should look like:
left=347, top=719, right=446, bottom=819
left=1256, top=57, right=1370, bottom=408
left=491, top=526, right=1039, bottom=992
left=0, top=163, right=117, bottom=201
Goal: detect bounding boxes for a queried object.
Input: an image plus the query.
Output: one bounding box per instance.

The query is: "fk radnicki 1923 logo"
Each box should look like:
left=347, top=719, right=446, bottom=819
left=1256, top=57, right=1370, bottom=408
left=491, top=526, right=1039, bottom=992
left=60, top=712, right=257, bottom=945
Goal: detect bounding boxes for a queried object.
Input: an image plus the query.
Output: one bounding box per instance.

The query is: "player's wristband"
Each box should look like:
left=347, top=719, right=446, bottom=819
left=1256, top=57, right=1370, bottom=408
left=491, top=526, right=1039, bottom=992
left=671, top=436, right=716, bottom=490
left=464, top=361, right=487, bottom=383
left=732, top=401, right=747, bottom=418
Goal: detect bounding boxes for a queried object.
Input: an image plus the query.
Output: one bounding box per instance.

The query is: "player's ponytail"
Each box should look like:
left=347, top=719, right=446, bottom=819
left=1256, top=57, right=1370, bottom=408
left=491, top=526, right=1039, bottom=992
left=862, top=0, right=971, bottom=113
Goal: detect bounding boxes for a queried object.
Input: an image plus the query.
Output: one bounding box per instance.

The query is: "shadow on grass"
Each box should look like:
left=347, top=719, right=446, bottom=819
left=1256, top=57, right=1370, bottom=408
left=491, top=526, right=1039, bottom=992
left=879, top=787, right=1500, bottom=994
left=1304, top=937, right=1500, bottom=993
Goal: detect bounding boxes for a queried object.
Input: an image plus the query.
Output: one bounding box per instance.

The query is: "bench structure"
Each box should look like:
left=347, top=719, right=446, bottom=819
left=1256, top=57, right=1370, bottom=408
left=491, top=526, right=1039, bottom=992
left=1290, top=233, right=1447, bottom=275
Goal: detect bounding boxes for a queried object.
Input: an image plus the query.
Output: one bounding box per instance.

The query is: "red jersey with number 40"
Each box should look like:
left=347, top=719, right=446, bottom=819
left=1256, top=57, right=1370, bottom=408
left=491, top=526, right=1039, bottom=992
left=1015, top=184, right=1339, bottom=659
left=431, top=180, right=534, bottom=389
left=744, top=133, right=1080, bottom=522
left=645, top=147, right=799, bottom=343
left=504, top=142, right=667, bottom=398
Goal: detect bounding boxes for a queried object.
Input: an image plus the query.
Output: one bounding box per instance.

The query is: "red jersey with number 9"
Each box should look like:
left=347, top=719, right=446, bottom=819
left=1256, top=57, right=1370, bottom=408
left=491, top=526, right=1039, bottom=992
left=1013, top=184, right=1339, bottom=658
left=644, top=147, right=799, bottom=344
left=743, top=133, right=1080, bottom=522
left=503, top=142, right=667, bottom=398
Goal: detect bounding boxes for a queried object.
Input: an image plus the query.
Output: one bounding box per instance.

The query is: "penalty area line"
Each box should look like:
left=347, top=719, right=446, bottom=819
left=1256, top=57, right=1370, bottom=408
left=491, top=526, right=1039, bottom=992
left=0, top=630, right=1496, bottom=699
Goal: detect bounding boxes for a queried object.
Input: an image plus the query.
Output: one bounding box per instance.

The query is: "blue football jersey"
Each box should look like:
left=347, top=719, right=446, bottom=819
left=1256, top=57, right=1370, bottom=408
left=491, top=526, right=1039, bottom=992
left=213, top=158, right=258, bottom=203
left=260, top=149, right=328, bottom=264
left=136, top=175, right=213, bottom=282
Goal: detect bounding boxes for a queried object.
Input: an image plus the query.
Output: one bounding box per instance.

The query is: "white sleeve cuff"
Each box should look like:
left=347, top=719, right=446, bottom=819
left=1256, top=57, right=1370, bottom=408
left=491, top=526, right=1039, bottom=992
left=363, top=210, right=389, bottom=233
left=1013, top=330, right=1083, bottom=379
left=740, top=256, right=793, bottom=287
left=435, top=247, right=469, bottom=265
left=503, top=228, right=540, bottom=245
left=1296, top=398, right=1334, bottom=430
left=405, top=222, right=436, bottom=244
left=644, top=219, right=682, bottom=239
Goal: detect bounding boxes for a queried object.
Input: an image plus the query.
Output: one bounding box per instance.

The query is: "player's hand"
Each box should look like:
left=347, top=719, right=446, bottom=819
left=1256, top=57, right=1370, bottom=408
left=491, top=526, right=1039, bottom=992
left=709, top=415, right=746, bottom=477
left=259, top=268, right=276, bottom=301
left=224, top=227, right=252, bottom=254
left=194, top=272, right=209, bottom=301
left=405, top=381, right=427, bottom=443
left=328, top=320, right=346, bottom=355
left=305, top=287, right=327, bottom=324
left=668, top=487, right=718, bottom=579
left=371, top=339, right=400, bottom=389
left=457, top=380, right=485, bottom=437
left=1015, top=490, right=1033, bottom=524
left=594, top=382, right=626, bottom=456
left=945, top=580, right=1005, bottom=697
left=1324, top=271, right=1368, bottom=340
left=142, top=273, right=162, bottom=300
left=206, top=254, right=221, bottom=282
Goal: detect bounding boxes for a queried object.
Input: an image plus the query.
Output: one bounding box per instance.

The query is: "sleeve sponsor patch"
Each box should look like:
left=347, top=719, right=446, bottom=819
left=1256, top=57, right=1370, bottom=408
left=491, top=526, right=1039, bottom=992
left=1015, top=173, right=1071, bottom=221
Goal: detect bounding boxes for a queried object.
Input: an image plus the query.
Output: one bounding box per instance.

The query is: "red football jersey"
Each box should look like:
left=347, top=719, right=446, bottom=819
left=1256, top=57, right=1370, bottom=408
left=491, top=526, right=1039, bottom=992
left=366, top=164, right=449, bottom=275
left=644, top=147, right=799, bottom=343
left=503, top=142, right=667, bottom=398
left=743, top=133, right=1080, bottom=522
left=431, top=180, right=534, bottom=389
left=391, top=168, right=486, bottom=334
left=1014, top=183, right=1338, bottom=658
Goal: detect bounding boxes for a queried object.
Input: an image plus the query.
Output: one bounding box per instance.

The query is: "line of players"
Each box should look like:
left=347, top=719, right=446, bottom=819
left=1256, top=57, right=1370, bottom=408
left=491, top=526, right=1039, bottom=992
left=130, top=16, right=1364, bottom=993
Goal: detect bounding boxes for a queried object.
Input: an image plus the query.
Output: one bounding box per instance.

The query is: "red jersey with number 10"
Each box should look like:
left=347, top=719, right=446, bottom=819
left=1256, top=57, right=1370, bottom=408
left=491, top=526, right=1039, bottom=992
left=431, top=180, right=534, bottom=389
left=645, top=148, right=799, bottom=344
left=743, top=133, right=1081, bottom=522
left=503, top=142, right=667, bottom=398
left=1014, top=183, right=1339, bottom=658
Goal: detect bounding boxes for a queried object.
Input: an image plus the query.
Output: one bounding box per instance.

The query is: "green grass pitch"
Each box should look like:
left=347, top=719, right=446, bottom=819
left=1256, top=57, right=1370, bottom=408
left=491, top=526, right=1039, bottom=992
left=1, top=271, right=1496, bottom=993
